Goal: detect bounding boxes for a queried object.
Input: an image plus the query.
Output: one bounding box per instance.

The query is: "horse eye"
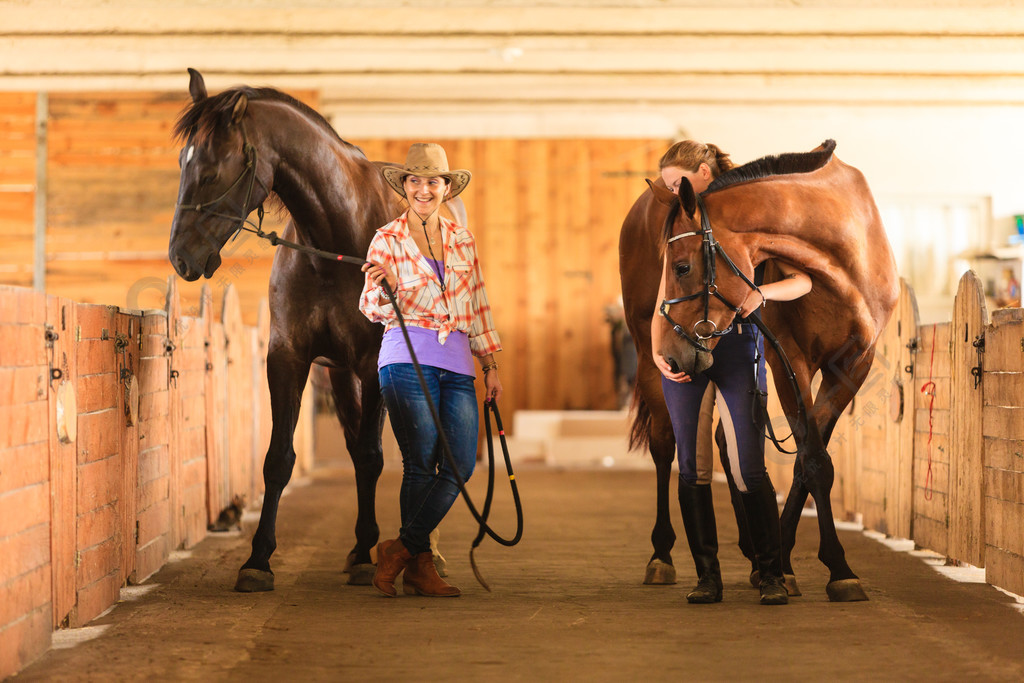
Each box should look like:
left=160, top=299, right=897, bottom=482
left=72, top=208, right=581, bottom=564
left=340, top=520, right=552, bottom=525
left=673, top=263, right=691, bottom=278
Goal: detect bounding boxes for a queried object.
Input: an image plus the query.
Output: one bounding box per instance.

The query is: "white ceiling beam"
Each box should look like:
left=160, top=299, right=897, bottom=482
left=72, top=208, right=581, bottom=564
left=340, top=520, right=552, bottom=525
left=5, top=5, right=1024, bottom=37
left=3, top=34, right=1024, bottom=77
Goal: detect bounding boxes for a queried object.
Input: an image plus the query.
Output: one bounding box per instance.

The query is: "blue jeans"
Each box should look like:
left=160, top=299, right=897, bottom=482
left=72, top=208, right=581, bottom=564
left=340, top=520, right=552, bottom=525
left=379, top=363, right=478, bottom=555
left=662, top=326, right=768, bottom=492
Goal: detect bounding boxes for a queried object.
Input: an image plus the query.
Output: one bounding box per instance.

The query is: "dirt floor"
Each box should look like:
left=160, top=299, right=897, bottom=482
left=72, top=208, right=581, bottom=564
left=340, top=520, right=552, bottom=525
left=15, top=464, right=1024, bottom=682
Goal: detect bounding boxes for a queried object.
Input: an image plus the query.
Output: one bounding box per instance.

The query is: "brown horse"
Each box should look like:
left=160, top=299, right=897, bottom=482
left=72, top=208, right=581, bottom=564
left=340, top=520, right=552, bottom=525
left=620, top=140, right=899, bottom=601
left=168, top=69, right=464, bottom=591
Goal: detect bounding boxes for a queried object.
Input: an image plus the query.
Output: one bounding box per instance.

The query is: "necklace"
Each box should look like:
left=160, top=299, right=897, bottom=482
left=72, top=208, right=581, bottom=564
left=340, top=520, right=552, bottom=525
left=417, top=214, right=446, bottom=292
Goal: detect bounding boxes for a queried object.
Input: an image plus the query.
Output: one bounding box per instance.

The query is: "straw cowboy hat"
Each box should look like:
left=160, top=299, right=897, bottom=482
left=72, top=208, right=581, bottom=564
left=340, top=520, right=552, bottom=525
left=381, top=143, right=472, bottom=200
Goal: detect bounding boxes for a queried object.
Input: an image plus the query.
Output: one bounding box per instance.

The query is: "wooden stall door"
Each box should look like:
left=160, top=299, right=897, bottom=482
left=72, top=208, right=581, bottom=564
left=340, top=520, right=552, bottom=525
left=115, top=310, right=140, bottom=582
left=855, top=278, right=919, bottom=537
left=948, top=271, right=988, bottom=566
left=203, top=285, right=228, bottom=525
left=134, top=309, right=172, bottom=583
left=166, top=276, right=184, bottom=550
left=223, top=284, right=254, bottom=506
left=165, top=275, right=211, bottom=550
left=72, top=303, right=123, bottom=626
left=981, top=308, right=1024, bottom=596
left=46, top=295, right=77, bottom=626
left=910, top=322, right=951, bottom=556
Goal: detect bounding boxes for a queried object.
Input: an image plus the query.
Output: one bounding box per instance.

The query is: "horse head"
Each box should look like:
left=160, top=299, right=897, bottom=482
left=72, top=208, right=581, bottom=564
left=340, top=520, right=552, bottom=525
left=649, top=178, right=753, bottom=376
left=169, top=68, right=273, bottom=281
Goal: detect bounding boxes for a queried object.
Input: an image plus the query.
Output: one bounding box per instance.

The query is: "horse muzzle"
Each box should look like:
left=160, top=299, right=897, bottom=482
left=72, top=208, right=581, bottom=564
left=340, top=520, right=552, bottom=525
left=664, top=344, right=713, bottom=377
left=169, top=244, right=222, bottom=281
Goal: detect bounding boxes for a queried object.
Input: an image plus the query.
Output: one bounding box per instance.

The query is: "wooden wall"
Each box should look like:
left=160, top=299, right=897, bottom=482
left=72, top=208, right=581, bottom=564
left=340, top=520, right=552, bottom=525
left=982, top=308, right=1024, bottom=597
left=358, top=138, right=666, bottom=413
left=0, top=88, right=668, bottom=417
left=0, top=281, right=302, bottom=678
left=0, top=90, right=309, bottom=322
left=0, top=93, right=36, bottom=288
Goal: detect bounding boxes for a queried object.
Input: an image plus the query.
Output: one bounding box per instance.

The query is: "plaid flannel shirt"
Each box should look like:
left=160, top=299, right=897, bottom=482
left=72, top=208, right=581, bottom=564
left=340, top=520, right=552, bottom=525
left=358, top=213, right=502, bottom=358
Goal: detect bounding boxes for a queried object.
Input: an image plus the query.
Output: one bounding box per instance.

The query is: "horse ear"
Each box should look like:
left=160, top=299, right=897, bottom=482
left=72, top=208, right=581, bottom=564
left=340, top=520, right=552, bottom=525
left=677, top=178, right=697, bottom=218
left=187, top=68, right=207, bottom=102
left=231, top=94, right=248, bottom=123
left=645, top=178, right=677, bottom=207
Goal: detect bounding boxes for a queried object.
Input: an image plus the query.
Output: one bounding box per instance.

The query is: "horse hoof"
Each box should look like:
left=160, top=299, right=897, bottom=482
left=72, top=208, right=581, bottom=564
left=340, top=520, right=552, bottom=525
left=433, top=554, right=448, bottom=578
left=826, top=578, right=868, bottom=602
left=784, top=574, right=802, bottom=597
left=346, top=563, right=375, bottom=586
left=235, top=568, right=274, bottom=592
left=749, top=570, right=760, bottom=589
left=343, top=551, right=357, bottom=574
left=643, top=559, right=677, bottom=585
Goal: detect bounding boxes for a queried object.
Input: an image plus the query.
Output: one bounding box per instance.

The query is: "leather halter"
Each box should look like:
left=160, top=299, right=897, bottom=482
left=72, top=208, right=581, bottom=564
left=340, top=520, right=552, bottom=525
left=659, top=194, right=760, bottom=353
left=174, top=121, right=270, bottom=241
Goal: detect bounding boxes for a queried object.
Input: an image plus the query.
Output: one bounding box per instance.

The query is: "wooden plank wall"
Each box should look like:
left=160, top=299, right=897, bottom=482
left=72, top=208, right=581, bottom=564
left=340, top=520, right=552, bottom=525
left=1, top=87, right=666, bottom=419
left=0, top=281, right=286, bottom=678
left=0, top=90, right=314, bottom=323
left=0, top=287, right=53, bottom=676
left=356, top=138, right=667, bottom=414
left=0, top=93, right=36, bottom=289
left=73, top=303, right=124, bottom=626
left=910, top=321, right=952, bottom=556
left=947, top=271, right=988, bottom=566
left=135, top=309, right=172, bottom=583
left=982, top=308, right=1024, bottom=597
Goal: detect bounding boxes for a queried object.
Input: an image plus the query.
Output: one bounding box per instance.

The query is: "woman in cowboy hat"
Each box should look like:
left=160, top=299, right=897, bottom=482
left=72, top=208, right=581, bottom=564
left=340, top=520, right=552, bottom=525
left=359, top=143, right=502, bottom=598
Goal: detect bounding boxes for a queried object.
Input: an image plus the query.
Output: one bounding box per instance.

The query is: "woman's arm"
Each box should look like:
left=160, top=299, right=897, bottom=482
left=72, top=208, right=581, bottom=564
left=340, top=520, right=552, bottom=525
left=739, top=261, right=812, bottom=317
left=652, top=264, right=692, bottom=383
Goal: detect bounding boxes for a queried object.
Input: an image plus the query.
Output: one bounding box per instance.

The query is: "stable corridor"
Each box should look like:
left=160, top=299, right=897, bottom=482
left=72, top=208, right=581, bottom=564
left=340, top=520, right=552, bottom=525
left=15, top=465, right=1024, bottom=681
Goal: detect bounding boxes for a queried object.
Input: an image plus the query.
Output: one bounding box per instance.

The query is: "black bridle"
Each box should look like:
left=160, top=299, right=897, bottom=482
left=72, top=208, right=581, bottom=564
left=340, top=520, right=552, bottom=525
left=660, top=192, right=812, bottom=455
left=174, top=122, right=270, bottom=243
left=659, top=194, right=761, bottom=353
left=172, top=125, right=523, bottom=588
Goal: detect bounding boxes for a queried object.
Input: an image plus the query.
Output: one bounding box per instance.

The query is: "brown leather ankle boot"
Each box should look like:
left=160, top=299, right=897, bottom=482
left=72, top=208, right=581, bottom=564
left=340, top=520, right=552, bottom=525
left=373, top=538, right=412, bottom=597
left=403, top=552, right=461, bottom=597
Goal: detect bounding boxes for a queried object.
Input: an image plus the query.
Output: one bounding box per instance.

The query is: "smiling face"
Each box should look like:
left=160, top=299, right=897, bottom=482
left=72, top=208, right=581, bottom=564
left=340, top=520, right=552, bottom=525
left=403, top=174, right=450, bottom=216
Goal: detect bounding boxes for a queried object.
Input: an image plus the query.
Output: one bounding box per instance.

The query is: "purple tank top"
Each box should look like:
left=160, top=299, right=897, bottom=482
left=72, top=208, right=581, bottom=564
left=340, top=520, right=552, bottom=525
left=377, top=258, right=475, bottom=376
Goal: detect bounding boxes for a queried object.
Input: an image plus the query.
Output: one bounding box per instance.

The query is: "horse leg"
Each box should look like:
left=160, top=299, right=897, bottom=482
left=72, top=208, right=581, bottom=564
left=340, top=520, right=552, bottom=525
left=329, top=365, right=385, bottom=585
left=645, top=425, right=678, bottom=585
left=769, top=353, right=815, bottom=598
left=805, top=363, right=872, bottom=602
left=235, top=347, right=310, bottom=592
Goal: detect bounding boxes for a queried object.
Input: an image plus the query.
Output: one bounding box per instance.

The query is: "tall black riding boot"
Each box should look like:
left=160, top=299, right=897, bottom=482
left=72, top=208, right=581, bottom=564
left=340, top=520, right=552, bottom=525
left=740, top=480, right=788, bottom=605
left=678, top=479, right=723, bottom=604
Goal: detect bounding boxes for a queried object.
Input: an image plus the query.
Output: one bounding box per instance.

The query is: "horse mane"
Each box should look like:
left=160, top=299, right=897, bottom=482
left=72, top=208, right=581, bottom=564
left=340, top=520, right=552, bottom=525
left=173, top=86, right=362, bottom=155
left=704, top=139, right=837, bottom=194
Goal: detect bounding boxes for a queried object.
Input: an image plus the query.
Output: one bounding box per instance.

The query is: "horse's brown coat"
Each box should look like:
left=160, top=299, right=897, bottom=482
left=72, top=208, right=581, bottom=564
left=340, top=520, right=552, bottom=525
left=620, top=141, right=899, bottom=596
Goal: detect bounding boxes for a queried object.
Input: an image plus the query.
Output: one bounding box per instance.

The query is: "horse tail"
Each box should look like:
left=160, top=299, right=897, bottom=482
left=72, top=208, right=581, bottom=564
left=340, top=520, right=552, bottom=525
left=628, top=382, right=651, bottom=452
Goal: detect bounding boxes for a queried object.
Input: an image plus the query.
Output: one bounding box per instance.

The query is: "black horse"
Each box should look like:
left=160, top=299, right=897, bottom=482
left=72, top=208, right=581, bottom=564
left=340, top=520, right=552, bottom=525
left=168, top=69, right=464, bottom=591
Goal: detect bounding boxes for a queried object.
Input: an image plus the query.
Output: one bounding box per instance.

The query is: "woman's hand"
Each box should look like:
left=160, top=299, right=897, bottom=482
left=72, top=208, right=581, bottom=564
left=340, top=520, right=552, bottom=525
left=483, top=369, right=503, bottom=402
left=739, top=288, right=766, bottom=318
left=653, top=351, right=691, bottom=383
left=361, top=261, right=397, bottom=293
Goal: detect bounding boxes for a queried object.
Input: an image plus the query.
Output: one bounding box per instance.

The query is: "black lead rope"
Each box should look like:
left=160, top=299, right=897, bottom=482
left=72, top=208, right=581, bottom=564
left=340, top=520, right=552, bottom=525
left=377, top=277, right=524, bottom=591
left=176, top=135, right=524, bottom=582
left=234, top=225, right=525, bottom=590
